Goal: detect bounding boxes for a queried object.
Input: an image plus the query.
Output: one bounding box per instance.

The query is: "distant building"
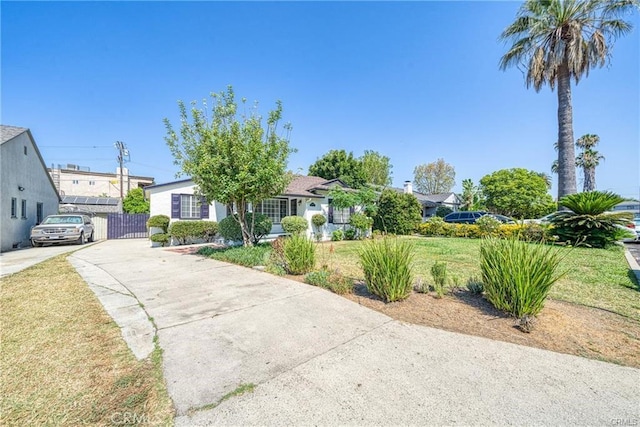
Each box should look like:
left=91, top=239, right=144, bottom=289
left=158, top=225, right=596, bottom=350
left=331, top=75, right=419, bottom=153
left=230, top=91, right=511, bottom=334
left=613, top=200, right=640, bottom=214
left=48, top=164, right=154, bottom=198
left=397, top=181, right=461, bottom=220
left=1, top=125, right=60, bottom=251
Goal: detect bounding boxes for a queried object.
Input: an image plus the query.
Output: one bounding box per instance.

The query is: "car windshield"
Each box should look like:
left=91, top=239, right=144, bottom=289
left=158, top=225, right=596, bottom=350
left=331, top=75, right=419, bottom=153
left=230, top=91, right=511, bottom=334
left=42, top=216, right=83, bottom=225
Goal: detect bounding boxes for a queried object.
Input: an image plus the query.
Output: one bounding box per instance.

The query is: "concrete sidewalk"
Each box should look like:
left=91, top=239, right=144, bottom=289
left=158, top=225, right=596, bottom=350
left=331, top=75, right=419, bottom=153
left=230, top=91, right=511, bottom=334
left=70, top=239, right=640, bottom=426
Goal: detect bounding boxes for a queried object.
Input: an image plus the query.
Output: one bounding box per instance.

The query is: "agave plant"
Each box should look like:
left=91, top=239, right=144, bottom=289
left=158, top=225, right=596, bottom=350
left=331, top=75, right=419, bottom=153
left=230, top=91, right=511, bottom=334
left=551, top=191, right=633, bottom=248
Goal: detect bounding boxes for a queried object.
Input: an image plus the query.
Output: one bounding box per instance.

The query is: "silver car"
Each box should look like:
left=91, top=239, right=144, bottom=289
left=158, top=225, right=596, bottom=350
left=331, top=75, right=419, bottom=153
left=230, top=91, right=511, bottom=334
left=31, top=214, right=95, bottom=247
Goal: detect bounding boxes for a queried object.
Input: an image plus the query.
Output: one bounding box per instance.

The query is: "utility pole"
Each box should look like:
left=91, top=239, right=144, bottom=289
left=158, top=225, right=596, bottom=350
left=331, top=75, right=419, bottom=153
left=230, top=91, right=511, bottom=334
left=114, top=141, right=129, bottom=199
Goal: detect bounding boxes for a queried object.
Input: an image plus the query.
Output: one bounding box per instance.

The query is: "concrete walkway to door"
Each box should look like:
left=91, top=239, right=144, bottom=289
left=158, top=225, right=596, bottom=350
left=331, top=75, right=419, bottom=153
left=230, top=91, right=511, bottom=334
left=70, top=239, right=640, bottom=426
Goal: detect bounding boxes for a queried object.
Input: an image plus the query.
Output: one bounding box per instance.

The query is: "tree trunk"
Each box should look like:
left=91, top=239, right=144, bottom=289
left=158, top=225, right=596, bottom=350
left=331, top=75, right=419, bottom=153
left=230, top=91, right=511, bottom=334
left=584, top=167, right=596, bottom=192
left=234, top=201, right=253, bottom=247
left=556, top=62, right=577, bottom=201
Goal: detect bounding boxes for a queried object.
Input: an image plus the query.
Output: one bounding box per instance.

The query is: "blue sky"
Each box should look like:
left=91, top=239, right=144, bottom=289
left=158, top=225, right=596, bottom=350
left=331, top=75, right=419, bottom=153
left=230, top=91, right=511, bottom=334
left=2, top=1, right=638, bottom=199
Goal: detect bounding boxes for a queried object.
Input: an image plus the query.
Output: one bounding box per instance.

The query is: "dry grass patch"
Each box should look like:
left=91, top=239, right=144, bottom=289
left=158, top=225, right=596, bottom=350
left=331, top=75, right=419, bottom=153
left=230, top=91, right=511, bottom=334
left=1, top=256, right=174, bottom=426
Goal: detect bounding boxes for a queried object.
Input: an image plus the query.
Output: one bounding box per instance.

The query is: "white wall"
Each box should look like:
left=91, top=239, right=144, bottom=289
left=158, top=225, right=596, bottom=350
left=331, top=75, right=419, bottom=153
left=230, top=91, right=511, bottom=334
left=148, top=180, right=226, bottom=223
left=1, top=132, right=60, bottom=251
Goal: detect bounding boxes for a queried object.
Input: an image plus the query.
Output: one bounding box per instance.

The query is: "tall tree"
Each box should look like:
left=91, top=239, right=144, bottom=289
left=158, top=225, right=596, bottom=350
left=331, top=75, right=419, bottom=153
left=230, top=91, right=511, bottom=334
left=122, top=188, right=150, bottom=214
left=413, top=158, right=455, bottom=194
left=575, top=134, right=604, bottom=192
left=460, top=178, right=484, bottom=211
left=480, top=168, right=556, bottom=219
left=360, top=150, right=392, bottom=186
left=499, top=0, right=636, bottom=200
left=308, top=149, right=367, bottom=188
left=164, top=86, right=293, bottom=247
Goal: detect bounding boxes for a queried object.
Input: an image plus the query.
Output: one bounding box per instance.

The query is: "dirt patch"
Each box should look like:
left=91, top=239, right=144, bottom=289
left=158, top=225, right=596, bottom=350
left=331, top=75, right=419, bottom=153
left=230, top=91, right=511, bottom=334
left=338, top=283, right=640, bottom=368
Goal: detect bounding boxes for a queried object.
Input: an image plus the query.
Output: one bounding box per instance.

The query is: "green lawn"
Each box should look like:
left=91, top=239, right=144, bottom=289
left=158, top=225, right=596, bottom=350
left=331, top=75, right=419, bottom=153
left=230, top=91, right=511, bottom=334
left=321, top=236, right=640, bottom=321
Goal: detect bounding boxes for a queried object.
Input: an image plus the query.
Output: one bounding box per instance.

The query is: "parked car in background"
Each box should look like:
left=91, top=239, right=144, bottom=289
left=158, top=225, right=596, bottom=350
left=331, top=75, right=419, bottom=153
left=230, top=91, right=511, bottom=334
left=443, top=211, right=488, bottom=224
left=523, top=213, right=559, bottom=224
left=485, top=214, right=516, bottom=224
left=30, top=214, right=95, bottom=247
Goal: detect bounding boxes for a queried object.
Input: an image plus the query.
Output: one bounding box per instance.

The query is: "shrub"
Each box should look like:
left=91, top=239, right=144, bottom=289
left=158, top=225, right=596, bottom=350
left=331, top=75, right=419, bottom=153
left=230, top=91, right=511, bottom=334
left=349, top=212, right=373, bottom=239
left=466, top=276, right=484, bottom=294
left=430, top=261, right=448, bottom=298
left=282, top=235, right=316, bottom=275
left=476, top=215, right=501, bottom=236
left=480, top=237, right=566, bottom=319
left=281, top=216, right=308, bottom=235
left=304, top=270, right=353, bottom=294
left=551, top=191, right=634, bottom=248
left=344, top=228, right=357, bottom=240
left=331, top=229, right=344, bottom=241
left=168, top=220, right=219, bottom=245
left=149, top=232, right=170, bottom=246
left=197, top=244, right=271, bottom=267
left=147, top=215, right=170, bottom=232
left=373, top=189, right=422, bottom=235
left=358, top=238, right=414, bottom=302
left=218, top=213, right=272, bottom=245
left=311, top=214, right=327, bottom=228
left=435, top=206, right=453, bottom=218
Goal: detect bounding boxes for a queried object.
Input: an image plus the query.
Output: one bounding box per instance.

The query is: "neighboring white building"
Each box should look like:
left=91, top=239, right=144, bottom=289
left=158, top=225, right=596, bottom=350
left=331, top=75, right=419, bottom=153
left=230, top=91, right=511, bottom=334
left=48, top=164, right=154, bottom=198
left=1, top=125, right=60, bottom=251
left=145, top=175, right=357, bottom=241
left=613, top=200, right=640, bottom=215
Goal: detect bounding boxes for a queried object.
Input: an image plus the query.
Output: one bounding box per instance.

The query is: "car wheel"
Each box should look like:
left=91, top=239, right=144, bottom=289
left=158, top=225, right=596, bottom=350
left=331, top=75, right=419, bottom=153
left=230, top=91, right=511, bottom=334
left=32, top=240, right=42, bottom=248
left=88, top=231, right=94, bottom=242
left=77, top=232, right=85, bottom=245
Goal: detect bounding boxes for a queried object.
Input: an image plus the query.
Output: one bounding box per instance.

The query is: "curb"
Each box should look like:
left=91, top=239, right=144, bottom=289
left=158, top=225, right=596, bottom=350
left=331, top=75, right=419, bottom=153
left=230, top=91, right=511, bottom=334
left=624, top=247, right=640, bottom=285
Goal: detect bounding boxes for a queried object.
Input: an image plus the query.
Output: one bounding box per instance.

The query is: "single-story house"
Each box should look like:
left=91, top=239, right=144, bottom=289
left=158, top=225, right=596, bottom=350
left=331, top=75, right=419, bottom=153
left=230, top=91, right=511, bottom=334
left=397, top=181, right=461, bottom=220
left=145, top=175, right=360, bottom=241
left=1, top=125, right=61, bottom=251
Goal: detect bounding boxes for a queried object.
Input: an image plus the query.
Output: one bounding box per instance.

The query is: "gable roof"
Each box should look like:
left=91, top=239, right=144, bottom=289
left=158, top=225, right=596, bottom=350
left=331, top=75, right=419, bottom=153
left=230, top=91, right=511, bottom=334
left=0, top=125, right=28, bottom=145
left=1, top=125, right=61, bottom=202
left=425, top=192, right=460, bottom=204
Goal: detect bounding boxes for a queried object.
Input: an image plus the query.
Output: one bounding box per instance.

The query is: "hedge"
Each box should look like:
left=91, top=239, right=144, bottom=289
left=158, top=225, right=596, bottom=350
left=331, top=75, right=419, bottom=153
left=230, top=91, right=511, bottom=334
left=417, top=220, right=548, bottom=242
left=168, top=220, right=219, bottom=245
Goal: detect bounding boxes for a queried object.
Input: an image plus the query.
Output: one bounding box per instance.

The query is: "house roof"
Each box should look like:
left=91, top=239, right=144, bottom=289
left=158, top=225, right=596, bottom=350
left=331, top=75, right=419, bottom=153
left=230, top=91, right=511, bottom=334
left=1, top=125, right=61, bottom=202
left=144, top=178, right=194, bottom=190
left=391, top=188, right=461, bottom=207
left=426, top=192, right=459, bottom=204
left=281, top=176, right=348, bottom=198
left=0, top=125, right=28, bottom=145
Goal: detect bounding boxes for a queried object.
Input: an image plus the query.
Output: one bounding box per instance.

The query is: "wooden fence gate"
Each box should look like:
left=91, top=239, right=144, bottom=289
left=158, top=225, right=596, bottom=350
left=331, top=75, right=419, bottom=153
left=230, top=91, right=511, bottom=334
left=107, top=213, right=150, bottom=239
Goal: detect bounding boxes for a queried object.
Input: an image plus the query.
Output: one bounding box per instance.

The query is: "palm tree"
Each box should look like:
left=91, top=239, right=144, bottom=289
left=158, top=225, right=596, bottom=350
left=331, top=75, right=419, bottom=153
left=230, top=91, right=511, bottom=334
left=500, top=0, right=636, bottom=201
left=575, top=133, right=604, bottom=191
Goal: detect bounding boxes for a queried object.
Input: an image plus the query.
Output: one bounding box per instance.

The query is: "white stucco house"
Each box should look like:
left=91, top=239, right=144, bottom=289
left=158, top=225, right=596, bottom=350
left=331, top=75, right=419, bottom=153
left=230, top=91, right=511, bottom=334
left=1, top=125, right=61, bottom=251
left=145, top=175, right=358, bottom=241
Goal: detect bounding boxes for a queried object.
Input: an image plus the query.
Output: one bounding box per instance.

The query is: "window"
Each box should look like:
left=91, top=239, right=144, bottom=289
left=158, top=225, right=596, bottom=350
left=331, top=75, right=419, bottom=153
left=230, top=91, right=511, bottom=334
left=255, top=198, right=287, bottom=224
left=89, top=181, right=95, bottom=186
left=72, top=180, right=79, bottom=185
left=24, top=146, right=27, bottom=155
left=328, top=199, right=352, bottom=224
left=37, top=203, right=44, bottom=224
left=21, top=199, right=27, bottom=219
left=11, top=198, right=17, bottom=218
left=180, top=194, right=200, bottom=219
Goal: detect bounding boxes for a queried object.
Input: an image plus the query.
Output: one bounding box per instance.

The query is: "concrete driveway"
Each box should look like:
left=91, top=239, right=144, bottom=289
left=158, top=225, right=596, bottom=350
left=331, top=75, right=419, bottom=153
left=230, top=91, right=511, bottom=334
left=70, top=239, right=639, bottom=426
left=0, top=241, right=98, bottom=277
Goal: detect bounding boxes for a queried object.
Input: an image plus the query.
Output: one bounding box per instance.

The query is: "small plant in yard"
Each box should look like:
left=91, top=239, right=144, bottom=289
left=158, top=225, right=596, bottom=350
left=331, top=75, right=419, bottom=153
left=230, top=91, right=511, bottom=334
left=349, top=212, right=373, bottom=239
left=311, top=214, right=327, bottom=241
left=150, top=232, right=170, bottom=247
left=332, top=229, right=344, bottom=241
left=359, top=238, right=414, bottom=302
left=414, top=278, right=429, bottom=294
left=304, top=269, right=353, bottom=294
left=147, top=214, right=170, bottom=232
left=480, top=237, right=567, bottom=321
left=430, top=261, right=448, bottom=298
left=283, top=234, right=316, bottom=275
left=198, top=244, right=271, bottom=267
left=344, top=228, right=357, bottom=240
left=476, top=215, right=501, bottom=236
left=466, top=276, right=484, bottom=294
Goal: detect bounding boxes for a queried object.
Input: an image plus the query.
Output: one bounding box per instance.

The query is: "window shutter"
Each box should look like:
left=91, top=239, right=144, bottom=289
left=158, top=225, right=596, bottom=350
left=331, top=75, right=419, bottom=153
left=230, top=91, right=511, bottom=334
left=200, top=197, right=209, bottom=219
left=328, top=199, right=334, bottom=224
left=171, top=194, right=180, bottom=218
left=349, top=206, right=355, bottom=215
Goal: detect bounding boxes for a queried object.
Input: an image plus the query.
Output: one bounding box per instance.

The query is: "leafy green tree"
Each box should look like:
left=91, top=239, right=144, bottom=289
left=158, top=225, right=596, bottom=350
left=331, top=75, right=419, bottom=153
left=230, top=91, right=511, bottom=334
left=122, top=188, right=150, bottom=214
left=373, top=189, right=422, bottom=235
left=460, top=178, right=486, bottom=211
left=308, top=150, right=367, bottom=188
left=164, top=86, right=293, bottom=246
left=413, top=159, right=455, bottom=194
left=500, top=0, right=636, bottom=200
left=360, top=150, right=392, bottom=186
left=575, top=134, right=604, bottom=192
left=479, top=168, right=556, bottom=219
